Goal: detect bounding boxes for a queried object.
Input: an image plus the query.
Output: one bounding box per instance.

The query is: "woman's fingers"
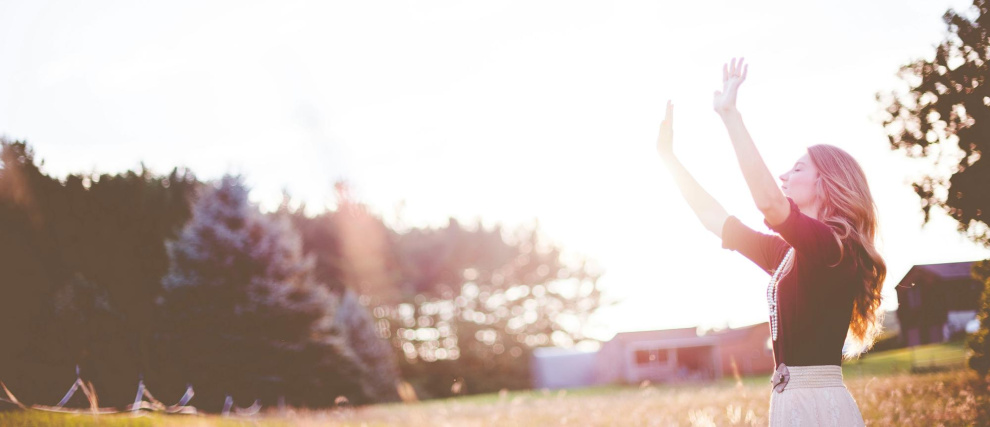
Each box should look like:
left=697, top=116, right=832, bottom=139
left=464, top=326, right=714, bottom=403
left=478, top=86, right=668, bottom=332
left=722, top=57, right=748, bottom=80
left=657, top=100, right=675, bottom=155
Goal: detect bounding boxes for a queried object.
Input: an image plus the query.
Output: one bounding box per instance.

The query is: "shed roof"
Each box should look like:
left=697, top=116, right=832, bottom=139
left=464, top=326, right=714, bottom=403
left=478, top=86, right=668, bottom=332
left=897, top=261, right=981, bottom=288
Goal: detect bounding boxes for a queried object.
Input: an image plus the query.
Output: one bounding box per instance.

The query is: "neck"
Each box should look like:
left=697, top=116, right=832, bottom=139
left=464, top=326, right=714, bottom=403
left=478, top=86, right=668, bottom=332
left=799, top=203, right=821, bottom=220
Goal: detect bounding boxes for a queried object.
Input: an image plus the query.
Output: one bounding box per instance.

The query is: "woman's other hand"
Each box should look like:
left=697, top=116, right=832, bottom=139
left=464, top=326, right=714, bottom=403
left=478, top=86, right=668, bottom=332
left=657, top=100, right=674, bottom=158
left=713, top=57, right=748, bottom=116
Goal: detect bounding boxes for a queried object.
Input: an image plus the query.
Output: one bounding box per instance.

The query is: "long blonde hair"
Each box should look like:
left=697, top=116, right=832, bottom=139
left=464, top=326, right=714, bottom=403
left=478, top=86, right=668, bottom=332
left=804, top=144, right=886, bottom=358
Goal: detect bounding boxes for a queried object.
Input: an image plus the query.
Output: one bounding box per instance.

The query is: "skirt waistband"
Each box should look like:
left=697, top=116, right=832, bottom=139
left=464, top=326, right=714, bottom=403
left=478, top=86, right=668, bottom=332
left=774, top=364, right=844, bottom=390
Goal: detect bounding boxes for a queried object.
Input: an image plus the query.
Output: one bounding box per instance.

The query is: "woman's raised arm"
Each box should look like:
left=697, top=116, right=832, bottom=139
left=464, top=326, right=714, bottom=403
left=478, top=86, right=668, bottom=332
left=656, top=101, right=729, bottom=238
left=713, top=58, right=790, bottom=226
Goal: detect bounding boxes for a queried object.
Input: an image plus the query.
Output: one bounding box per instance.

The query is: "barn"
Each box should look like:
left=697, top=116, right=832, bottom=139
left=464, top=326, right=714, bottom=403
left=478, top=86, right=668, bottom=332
left=896, top=261, right=984, bottom=347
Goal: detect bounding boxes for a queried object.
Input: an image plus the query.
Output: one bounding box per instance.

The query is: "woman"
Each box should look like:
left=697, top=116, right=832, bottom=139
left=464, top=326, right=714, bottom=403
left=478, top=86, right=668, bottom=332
left=656, top=58, right=884, bottom=425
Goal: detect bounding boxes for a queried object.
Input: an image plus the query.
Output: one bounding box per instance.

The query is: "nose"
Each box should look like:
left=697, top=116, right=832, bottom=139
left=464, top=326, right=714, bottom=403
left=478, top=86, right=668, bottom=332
left=779, top=171, right=788, bottom=182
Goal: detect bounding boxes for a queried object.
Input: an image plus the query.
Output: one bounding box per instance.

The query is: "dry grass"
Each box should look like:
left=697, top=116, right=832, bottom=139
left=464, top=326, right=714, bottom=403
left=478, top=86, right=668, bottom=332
left=851, top=370, right=990, bottom=426
left=314, top=370, right=988, bottom=426
left=3, top=370, right=988, bottom=426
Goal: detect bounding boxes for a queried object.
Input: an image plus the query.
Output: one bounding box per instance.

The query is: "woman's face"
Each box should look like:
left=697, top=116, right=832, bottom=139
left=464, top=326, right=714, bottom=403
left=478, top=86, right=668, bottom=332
left=779, top=154, right=820, bottom=213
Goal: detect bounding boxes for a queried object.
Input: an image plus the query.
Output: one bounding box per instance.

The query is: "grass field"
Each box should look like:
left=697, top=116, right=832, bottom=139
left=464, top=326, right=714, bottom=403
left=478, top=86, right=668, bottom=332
left=1, top=341, right=986, bottom=426
left=842, top=339, right=969, bottom=378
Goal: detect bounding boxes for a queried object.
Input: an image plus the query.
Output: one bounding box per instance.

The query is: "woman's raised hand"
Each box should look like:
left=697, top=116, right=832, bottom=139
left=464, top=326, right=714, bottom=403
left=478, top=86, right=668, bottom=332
left=713, top=57, right=747, bottom=116
left=656, top=100, right=674, bottom=158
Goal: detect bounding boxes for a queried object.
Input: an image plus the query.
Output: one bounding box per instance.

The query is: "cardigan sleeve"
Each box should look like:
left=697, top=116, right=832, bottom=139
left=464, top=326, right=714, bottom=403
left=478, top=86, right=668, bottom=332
left=762, top=197, right=842, bottom=267
left=721, top=215, right=790, bottom=275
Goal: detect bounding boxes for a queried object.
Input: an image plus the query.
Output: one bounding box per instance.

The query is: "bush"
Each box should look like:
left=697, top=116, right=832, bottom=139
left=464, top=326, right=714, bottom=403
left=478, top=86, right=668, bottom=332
left=967, top=259, right=990, bottom=377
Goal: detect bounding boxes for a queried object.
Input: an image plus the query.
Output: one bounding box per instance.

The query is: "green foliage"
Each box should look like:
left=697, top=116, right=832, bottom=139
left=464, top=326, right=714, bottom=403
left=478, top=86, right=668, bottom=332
left=280, top=194, right=403, bottom=405
left=284, top=186, right=610, bottom=400
left=0, top=140, right=197, bottom=406
left=381, top=218, right=607, bottom=398
left=0, top=142, right=400, bottom=409
left=158, top=175, right=363, bottom=408
left=0, top=140, right=607, bottom=409
left=878, top=0, right=990, bottom=380
left=878, top=0, right=990, bottom=244
left=967, top=260, right=990, bottom=376
left=333, top=289, right=401, bottom=403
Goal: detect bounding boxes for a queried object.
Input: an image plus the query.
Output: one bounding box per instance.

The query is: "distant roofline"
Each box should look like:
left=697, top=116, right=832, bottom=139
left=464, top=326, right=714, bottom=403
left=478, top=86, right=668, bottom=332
left=612, top=326, right=698, bottom=337
left=610, top=321, right=770, bottom=340
left=911, top=261, right=983, bottom=269
left=897, top=260, right=983, bottom=287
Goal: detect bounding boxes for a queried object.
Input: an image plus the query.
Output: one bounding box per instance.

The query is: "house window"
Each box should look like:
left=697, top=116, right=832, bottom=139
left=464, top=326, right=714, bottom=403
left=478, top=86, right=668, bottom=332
left=635, top=349, right=669, bottom=366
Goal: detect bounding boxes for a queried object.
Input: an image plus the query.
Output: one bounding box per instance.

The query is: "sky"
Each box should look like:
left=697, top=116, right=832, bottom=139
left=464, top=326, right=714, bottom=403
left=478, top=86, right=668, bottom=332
left=2, top=0, right=989, bottom=342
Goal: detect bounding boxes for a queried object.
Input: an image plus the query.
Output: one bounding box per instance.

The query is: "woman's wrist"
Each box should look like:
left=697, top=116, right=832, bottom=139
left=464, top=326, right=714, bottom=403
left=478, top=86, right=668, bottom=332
left=719, top=109, right=744, bottom=130
left=717, top=107, right=741, bottom=121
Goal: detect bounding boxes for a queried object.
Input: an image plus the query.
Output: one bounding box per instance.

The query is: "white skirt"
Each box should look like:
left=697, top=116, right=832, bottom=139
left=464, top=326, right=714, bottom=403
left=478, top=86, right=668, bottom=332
left=768, top=364, right=864, bottom=427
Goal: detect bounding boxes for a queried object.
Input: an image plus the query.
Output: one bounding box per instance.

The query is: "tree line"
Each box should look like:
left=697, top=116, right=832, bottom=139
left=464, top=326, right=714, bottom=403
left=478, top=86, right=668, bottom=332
left=0, top=140, right=607, bottom=411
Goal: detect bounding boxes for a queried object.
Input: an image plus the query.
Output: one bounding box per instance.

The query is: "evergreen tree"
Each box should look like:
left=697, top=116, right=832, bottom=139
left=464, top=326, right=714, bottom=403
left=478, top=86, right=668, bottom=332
left=160, top=175, right=342, bottom=407
left=279, top=193, right=402, bottom=405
